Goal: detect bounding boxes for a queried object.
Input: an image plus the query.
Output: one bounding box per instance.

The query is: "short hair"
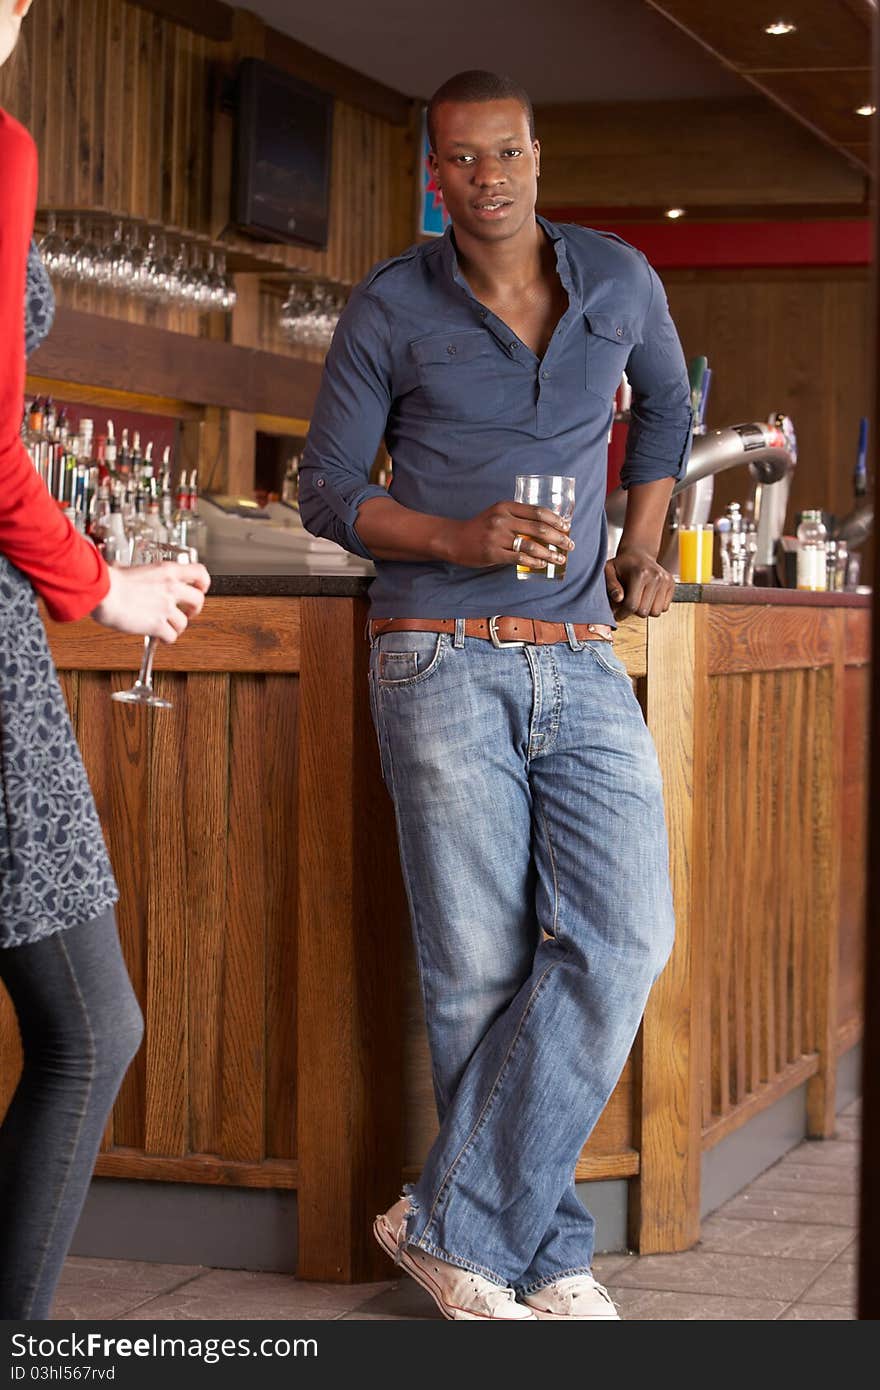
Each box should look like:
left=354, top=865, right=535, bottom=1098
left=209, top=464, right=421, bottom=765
left=427, top=70, right=535, bottom=151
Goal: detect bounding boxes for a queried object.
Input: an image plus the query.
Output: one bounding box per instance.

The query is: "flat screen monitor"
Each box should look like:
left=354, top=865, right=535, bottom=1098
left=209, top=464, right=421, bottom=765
left=232, top=59, right=333, bottom=250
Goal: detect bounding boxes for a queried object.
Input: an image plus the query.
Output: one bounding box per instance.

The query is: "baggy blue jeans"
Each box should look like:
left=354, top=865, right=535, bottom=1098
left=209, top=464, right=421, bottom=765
left=367, top=623, right=675, bottom=1294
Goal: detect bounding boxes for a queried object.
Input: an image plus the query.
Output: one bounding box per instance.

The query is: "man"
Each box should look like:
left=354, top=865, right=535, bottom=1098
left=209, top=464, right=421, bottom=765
left=299, top=70, right=692, bottom=1321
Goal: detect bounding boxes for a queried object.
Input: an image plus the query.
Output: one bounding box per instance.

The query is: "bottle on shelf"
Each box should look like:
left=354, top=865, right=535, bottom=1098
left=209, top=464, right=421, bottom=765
left=118, top=427, right=130, bottom=476
left=143, top=479, right=168, bottom=543
left=796, top=510, right=828, bottom=592
left=105, top=419, right=117, bottom=474
left=185, top=469, right=207, bottom=559
left=160, top=448, right=174, bottom=535
left=130, top=430, right=143, bottom=476
left=169, top=472, right=192, bottom=549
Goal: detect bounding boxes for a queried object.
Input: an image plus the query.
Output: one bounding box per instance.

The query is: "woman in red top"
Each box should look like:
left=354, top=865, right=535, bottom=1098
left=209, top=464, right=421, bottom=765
left=0, top=0, right=211, bottom=1317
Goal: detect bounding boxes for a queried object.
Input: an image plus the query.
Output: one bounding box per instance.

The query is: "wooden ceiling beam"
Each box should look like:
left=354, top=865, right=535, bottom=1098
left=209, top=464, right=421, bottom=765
left=643, top=1, right=873, bottom=171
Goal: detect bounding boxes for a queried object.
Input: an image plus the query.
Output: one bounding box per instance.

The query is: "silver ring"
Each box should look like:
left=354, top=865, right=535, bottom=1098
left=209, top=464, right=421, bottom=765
left=512, top=535, right=524, bottom=554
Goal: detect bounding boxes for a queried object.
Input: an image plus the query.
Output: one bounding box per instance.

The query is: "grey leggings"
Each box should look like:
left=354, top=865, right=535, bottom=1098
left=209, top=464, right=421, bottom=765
left=0, top=909, right=143, bottom=1318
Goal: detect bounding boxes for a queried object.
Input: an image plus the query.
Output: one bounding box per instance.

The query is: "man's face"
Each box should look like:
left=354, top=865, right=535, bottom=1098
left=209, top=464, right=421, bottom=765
left=429, top=98, right=540, bottom=246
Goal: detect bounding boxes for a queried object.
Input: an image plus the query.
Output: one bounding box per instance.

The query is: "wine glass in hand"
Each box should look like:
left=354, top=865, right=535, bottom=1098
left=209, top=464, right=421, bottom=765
left=107, top=542, right=204, bottom=709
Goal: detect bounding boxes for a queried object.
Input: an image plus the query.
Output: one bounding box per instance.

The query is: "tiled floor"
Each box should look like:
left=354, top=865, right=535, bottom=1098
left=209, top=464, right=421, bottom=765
left=52, top=1099, right=862, bottom=1322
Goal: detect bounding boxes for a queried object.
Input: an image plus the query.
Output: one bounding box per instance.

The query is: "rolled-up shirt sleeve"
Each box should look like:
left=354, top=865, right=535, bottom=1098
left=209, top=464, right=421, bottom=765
left=620, top=262, right=693, bottom=490
left=298, top=289, right=394, bottom=560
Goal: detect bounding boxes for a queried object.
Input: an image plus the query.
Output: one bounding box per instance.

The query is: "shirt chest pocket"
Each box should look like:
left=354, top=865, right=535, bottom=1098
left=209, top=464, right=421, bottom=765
left=584, top=312, right=641, bottom=403
left=409, top=331, right=507, bottom=422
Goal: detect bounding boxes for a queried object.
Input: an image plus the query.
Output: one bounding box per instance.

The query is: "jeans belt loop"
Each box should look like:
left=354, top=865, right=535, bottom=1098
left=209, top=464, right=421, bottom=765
left=564, top=622, right=583, bottom=652
left=364, top=614, right=375, bottom=646
left=453, top=617, right=466, bottom=649
left=488, top=615, right=527, bottom=649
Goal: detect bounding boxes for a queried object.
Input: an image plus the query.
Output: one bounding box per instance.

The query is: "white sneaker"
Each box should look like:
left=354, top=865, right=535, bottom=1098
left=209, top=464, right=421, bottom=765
left=373, top=1197, right=537, bottom=1321
left=521, top=1273, right=620, bottom=1319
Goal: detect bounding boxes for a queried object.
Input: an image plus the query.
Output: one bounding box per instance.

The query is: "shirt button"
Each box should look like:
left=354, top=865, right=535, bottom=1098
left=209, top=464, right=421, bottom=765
left=446, top=344, right=457, bottom=355
left=542, top=370, right=550, bottom=380
left=616, top=327, right=624, bottom=337
left=316, top=477, right=325, bottom=488
left=480, top=310, right=488, bottom=320
left=509, top=341, right=517, bottom=351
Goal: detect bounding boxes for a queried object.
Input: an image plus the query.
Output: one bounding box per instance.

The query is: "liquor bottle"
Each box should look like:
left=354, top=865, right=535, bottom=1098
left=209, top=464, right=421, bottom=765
left=130, top=430, right=143, bottom=477
left=796, top=510, right=828, bottom=591
left=79, top=418, right=95, bottom=467
left=118, top=427, right=130, bottom=476
left=142, top=440, right=154, bottom=482
left=169, top=473, right=192, bottom=548
left=90, top=479, right=112, bottom=543
left=185, top=468, right=208, bottom=558
left=142, top=480, right=167, bottom=543
left=160, top=448, right=174, bottom=535
left=107, top=487, right=129, bottom=563
left=105, top=419, right=117, bottom=475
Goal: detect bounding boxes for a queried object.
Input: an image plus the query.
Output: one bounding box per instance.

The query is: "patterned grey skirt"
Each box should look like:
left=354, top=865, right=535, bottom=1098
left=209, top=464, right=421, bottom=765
left=0, top=554, right=118, bottom=948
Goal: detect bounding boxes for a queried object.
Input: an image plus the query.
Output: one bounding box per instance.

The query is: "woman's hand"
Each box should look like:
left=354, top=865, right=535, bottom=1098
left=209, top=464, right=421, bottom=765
left=91, top=562, right=211, bottom=643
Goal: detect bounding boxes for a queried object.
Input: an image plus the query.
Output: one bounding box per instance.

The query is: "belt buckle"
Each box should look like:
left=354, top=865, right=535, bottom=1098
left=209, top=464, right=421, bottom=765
left=488, top=615, right=526, bottom=649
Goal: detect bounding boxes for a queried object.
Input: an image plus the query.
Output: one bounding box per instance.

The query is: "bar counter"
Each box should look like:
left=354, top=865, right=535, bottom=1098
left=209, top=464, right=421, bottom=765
left=0, top=578, right=869, bottom=1278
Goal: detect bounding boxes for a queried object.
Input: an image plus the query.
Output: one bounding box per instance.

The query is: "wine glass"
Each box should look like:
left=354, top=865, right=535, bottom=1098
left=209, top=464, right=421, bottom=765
left=111, top=542, right=197, bottom=710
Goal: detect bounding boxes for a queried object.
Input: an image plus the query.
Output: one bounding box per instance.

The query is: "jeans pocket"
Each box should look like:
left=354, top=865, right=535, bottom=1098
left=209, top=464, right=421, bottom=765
left=586, top=641, right=631, bottom=680
left=374, top=631, right=447, bottom=687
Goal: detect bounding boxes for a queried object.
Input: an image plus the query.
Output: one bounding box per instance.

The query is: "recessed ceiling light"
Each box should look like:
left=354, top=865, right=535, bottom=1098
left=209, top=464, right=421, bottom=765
left=855, top=104, right=877, bottom=117
left=765, top=21, right=797, bottom=36
left=665, top=207, right=686, bottom=220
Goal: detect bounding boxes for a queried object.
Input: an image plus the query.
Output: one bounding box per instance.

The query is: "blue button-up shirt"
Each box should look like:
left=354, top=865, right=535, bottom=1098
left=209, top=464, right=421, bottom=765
left=299, top=215, right=692, bottom=624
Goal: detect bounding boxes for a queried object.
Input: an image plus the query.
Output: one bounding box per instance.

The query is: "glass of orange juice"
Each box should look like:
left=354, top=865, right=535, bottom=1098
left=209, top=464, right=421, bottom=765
left=678, top=523, right=714, bottom=583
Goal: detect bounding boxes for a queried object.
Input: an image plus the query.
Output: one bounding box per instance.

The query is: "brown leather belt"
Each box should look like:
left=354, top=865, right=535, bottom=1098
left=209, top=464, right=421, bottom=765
left=368, top=617, right=614, bottom=648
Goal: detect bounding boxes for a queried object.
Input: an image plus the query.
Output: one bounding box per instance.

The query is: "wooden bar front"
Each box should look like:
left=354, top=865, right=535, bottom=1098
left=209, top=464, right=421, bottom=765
left=0, top=588, right=869, bottom=1277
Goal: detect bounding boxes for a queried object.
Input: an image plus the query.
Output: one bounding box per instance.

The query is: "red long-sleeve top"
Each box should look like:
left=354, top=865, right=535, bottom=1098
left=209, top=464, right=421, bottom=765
left=0, top=108, right=109, bottom=622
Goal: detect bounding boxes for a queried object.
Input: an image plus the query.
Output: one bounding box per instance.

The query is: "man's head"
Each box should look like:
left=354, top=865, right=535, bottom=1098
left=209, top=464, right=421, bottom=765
left=427, top=70, right=534, bottom=153
left=427, top=71, right=539, bottom=248
left=0, top=0, right=32, bottom=68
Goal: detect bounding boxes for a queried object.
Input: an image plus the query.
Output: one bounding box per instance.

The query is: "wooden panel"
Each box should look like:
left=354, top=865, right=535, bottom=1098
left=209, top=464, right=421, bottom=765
left=839, top=664, right=869, bottom=1029
left=1, top=0, right=416, bottom=365
left=707, top=605, right=835, bottom=674
left=221, top=676, right=267, bottom=1162
left=144, top=670, right=189, bottom=1154
left=29, top=308, right=325, bottom=419
left=263, top=676, right=299, bottom=1161
left=760, top=69, right=873, bottom=147
left=647, top=0, right=867, bottom=69
left=634, top=603, right=705, bottom=1252
left=664, top=271, right=872, bottom=584
left=185, top=673, right=230, bottom=1155
left=42, top=597, right=301, bottom=673
left=24, top=375, right=198, bottom=420
left=701, top=658, right=833, bottom=1141
left=534, top=100, right=865, bottom=211
left=78, top=669, right=151, bottom=1150
left=132, top=0, right=231, bottom=42
left=806, top=624, right=845, bottom=1136
left=614, top=616, right=648, bottom=678
left=296, top=598, right=406, bottom=1281
left=95, top=1152, right=298, bottom=1187
left=702, top=1056, right=820, bottom=1150
left=21, top=638, right=302, bottom=1190
left=845, top=608, right=871, bottom=665
left=644, top=1, right=871, bottom=170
